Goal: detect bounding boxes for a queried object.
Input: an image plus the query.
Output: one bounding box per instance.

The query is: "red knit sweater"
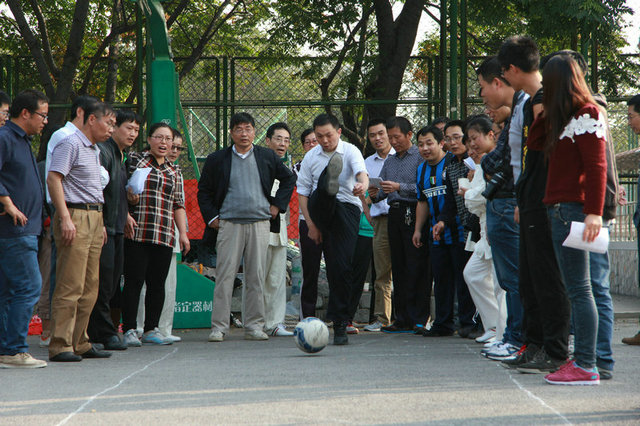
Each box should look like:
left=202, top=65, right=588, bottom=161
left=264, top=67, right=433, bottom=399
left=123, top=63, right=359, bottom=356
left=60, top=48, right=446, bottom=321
left=527, top=103, right=607, bottom=216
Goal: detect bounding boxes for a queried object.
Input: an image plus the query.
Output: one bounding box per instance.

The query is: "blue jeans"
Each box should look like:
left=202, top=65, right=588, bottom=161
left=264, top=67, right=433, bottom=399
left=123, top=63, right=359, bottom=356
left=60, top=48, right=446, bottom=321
left=590, top=249, right=614, bottom=371
left=548, top=203, right=598, bottom=369
left=486, top=197, right=522, bottom=346
left=0, top=235, right=42, bottom=355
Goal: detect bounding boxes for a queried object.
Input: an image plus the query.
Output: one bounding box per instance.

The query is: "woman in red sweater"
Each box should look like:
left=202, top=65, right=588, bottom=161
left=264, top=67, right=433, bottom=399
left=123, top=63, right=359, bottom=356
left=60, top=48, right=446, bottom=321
left=528, top=54, right=607, bottom=386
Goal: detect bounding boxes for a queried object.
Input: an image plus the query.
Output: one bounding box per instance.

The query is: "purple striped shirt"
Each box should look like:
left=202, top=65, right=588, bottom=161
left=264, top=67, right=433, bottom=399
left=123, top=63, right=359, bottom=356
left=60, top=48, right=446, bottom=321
left=49, top=130, right=104, bottom=204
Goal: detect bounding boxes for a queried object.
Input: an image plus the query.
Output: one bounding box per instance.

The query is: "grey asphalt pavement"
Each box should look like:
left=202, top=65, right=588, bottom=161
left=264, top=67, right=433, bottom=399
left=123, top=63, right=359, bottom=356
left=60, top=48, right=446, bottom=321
left=2, top=319, right=640, bottom=425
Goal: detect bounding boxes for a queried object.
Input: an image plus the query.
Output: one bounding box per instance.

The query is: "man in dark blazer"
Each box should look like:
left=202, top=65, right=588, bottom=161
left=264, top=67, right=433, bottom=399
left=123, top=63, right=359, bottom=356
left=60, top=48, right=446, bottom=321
left=197, top=112, right=295, bottom=342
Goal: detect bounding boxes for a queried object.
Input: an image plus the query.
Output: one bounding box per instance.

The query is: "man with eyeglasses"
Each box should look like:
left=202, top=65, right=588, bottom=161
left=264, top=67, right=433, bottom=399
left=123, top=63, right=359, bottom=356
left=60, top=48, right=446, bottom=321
left=0, top=91, right=10, bottom=127
left=87, top=110, right=141, bottom=351
left=47, top=99, right=115, bottom=362
left=0, top=89, right=49, bottom=369
left=198, top=112, right=295, bottom=342
left=623, top=94, right=640, bottom=346
left=263, top=122, right=295, bottom=337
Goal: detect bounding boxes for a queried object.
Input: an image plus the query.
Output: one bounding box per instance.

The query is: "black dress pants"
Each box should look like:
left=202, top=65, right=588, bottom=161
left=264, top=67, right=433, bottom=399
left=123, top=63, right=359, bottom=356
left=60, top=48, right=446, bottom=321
left=348, top=234, right=373, bottom=320
left=88, top=233, right=124, bottom=342
left=430, top=241, right=475, bottom=332
left=299, top=219, right=323, bottom=318
left=519, top=209, right=570, bottom=360
left=387, top=204, right=431, bottom=327
left=308, top=183, right=359, bottom=324
left=122, top=240, right=172, bottom=333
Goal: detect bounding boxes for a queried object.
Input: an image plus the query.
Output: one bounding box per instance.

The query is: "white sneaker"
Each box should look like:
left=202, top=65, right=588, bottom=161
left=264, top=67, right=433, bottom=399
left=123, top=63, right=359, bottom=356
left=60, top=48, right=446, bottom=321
left=364, top=320, right=384, bottom=332
left=39, top=336, right=51, bottom=348
left=269, top=324, right=293, bottom=337
left=163, top=334, right=182, bottom=343
left=245, top=329, right=269, bottom=340
left=0, top=353, right=47, bottom=369
left=483, top=339, right=501, bottom=349
left=486, top=342, right=520, bottom=361
left=124, top=329, right=142, bottom=347
left=475, top=328, right=496, bottom=343
left=141, top=328, right=173, bottom=345
left=208, top=329, right=224, bottom=342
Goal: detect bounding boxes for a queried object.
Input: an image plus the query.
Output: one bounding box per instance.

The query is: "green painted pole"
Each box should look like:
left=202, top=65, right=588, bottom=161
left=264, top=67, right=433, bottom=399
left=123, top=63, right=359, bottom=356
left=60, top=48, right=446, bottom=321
left=460, top=0, right=467, bottom=119
left=449, top=0, right=458, bottom=119
left=439, top=0, right=447, bottom=117
left=222, top=57, right=228, bottom=149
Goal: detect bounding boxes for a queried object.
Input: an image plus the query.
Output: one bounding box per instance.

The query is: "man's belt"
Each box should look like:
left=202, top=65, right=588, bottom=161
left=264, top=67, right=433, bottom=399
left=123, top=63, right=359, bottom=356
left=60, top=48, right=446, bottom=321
left=66, top=203, right=103, bottom=212
left=389, top=200, right=416, bottom=209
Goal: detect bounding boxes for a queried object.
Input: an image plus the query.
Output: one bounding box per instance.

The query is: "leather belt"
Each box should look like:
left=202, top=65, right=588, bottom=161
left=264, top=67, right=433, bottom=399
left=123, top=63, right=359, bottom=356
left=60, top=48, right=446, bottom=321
left=66, top=203, right=103, bottom=212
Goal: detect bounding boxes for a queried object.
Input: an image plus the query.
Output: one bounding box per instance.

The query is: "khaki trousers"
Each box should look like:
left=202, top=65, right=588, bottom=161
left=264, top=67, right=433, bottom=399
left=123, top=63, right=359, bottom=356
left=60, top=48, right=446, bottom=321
left=49, top=209, right=103, bottom=357
left=372, top=215, right=392, bottom=325
left=212, top=220, right=269, bottom=333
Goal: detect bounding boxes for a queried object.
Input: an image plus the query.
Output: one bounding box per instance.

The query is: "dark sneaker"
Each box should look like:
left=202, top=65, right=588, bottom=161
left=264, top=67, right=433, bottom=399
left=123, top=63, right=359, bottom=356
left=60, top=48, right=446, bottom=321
left=500, top=344, right=534, bottom=369
left=457, top=326, right=474, bottom=338
left=598, top=368, right=613, bottom=380
left=333, top=323, right=348, bottom=345
left=381, top=323, right=413, bottom=334
left=422, top=327, right=454, bottom=337
left=517, top=349, right=565, bottom=374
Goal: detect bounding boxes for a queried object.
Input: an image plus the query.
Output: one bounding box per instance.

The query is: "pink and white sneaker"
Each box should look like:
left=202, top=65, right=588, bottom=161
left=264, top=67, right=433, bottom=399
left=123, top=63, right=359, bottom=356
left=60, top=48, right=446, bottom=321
left=544, top=360, right=600, bottom=386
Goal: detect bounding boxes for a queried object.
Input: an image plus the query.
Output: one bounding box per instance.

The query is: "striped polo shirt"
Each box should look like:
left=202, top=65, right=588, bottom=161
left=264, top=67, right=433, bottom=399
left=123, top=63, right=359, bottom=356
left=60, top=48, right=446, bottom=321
left=49, top=129, right=104, bottom=204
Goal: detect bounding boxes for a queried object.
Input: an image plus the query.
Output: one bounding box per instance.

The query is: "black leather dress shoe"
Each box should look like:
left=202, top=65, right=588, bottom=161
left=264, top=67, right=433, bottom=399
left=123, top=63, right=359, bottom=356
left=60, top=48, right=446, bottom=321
left=103, top=335, right=127, bottom=351
left=81, top=345, right=112, bottom=359
left=50, top=351, right=82, bottom=362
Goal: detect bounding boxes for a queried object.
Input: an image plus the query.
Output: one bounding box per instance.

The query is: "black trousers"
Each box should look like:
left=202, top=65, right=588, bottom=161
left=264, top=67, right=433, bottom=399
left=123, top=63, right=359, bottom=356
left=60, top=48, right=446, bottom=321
left=308, top=183, right=360, bottom=324
left=387, top=204, right=431, bottom=327
left=299, top=219, right=324, bottom=318
left=430, top=242, right=475, bottom=332
left=348, top=234, right=373, bottom=320
left=88, top=233, right=124, bottom=342
left=519, top=209, right=570, bottom=360
left=122, top=240, right=172, bottom=333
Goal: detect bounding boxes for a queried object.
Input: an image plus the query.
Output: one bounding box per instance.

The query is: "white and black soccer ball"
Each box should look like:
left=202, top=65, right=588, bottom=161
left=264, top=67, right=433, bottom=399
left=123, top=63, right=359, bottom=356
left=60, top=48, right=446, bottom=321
left=293, top=317, right=329, bottom=353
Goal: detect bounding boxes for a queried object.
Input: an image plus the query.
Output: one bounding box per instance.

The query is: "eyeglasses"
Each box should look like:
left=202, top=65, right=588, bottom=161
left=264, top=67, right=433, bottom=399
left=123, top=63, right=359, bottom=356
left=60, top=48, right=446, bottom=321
left=171, top=145, right=186, bottom=151
left=232, top=127, right=254, bottom=135
left=0, top=110, right=9, bottom=118
left=150, top=135, right=173, bottom=142
left=628, top=113, right=639, bottom=121
left=444, top=134, right=463, bottom=143
left=33, top=111, right=48, bottom=121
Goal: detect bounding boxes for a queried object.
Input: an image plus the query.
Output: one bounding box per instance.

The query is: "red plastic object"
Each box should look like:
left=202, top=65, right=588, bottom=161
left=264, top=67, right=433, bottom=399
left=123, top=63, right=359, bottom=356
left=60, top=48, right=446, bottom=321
left=28, top=315, right=43, bottom=336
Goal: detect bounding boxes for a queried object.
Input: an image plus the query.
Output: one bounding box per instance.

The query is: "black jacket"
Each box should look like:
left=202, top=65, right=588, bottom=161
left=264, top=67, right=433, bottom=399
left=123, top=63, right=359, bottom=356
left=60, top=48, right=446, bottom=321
left=99, top=138, right=128, bottom=235
left=197, top=145, right=296, bottom=243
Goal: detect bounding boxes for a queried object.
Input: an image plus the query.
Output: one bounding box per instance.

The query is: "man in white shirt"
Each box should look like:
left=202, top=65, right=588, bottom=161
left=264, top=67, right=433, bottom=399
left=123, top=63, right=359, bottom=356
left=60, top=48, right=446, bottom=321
left=362, top=118, right=394, bottom=332
left=297, top=114, right=368, bottom=345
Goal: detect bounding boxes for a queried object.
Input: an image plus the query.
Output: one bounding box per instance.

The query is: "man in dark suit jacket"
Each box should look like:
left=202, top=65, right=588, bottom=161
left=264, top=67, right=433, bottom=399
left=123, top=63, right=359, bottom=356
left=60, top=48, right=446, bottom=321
left=197, top=112, right=295, bottom=342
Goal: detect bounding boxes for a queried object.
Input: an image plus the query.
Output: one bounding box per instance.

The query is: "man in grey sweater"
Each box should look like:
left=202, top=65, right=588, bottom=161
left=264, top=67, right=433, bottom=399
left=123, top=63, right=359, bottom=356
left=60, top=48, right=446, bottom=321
left=197, top=112, right=296, bottom=342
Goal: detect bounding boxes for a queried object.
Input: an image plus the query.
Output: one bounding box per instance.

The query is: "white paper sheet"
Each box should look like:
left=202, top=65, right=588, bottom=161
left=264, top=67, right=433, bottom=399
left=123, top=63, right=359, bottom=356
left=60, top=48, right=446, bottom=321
left=369, top=177, right=383, bottom=189
left=463, top=157, right=476, bottom=171
left=126, top=167, right=152, bottom=195
left=561, top=221, right=609, bottom=254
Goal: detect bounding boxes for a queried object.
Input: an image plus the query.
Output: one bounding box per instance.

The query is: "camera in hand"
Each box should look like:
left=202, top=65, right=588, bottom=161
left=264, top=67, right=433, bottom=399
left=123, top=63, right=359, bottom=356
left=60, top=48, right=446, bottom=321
left=482, top=171, right=507, bottom=200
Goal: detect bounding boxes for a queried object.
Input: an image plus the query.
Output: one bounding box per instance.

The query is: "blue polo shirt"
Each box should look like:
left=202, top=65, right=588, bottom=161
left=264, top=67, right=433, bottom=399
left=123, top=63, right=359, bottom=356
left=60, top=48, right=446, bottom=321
left=0, top=121, right=43, bottom=238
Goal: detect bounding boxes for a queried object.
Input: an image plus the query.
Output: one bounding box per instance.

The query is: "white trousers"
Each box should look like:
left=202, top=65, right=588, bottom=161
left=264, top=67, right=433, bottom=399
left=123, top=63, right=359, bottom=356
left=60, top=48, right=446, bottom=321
left=463, top=251, right=506, bottom=340
left=258, top=244, right=287, bottom=331
left=136, top=252, right=178, bottom=336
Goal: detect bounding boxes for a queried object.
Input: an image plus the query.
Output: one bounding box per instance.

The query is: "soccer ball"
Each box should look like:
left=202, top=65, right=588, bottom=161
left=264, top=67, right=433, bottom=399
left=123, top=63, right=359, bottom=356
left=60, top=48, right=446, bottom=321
left=293, top=317, right=329, bottom=353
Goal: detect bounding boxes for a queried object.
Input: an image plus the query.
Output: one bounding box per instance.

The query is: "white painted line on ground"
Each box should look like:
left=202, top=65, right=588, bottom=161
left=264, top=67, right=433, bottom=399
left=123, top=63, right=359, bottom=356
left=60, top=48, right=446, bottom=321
left=56, top=348, right=179, bottom=426
left=464, top=344, right=571, bottom=425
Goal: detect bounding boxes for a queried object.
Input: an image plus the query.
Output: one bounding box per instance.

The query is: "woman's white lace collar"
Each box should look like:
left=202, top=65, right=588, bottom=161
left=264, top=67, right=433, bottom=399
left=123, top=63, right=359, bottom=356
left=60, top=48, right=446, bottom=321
left=559, top=112, right=606, bottom=143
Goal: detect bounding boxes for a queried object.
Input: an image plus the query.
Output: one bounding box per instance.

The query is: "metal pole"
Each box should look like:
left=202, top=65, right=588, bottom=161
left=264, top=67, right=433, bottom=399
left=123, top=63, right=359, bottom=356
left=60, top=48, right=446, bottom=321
left=427, top=57, right=433, bottom=120
left=449, top=0, right=458, bottom=119
left=222, top=57, right=228, bottom=149
left=591, top=34, right=599, bottom=94
left=440, top=0, right=447, bottom=118
left=136, top=5, right=144, bottom=118
left=215, top=57, right=221, bottom=151
left=460, top=0, right=467, bottom=119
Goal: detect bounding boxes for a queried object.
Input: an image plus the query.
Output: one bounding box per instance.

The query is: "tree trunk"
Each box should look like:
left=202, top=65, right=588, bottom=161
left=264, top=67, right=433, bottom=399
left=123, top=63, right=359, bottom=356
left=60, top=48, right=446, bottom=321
left=364, top=0, right=426, bottom=120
